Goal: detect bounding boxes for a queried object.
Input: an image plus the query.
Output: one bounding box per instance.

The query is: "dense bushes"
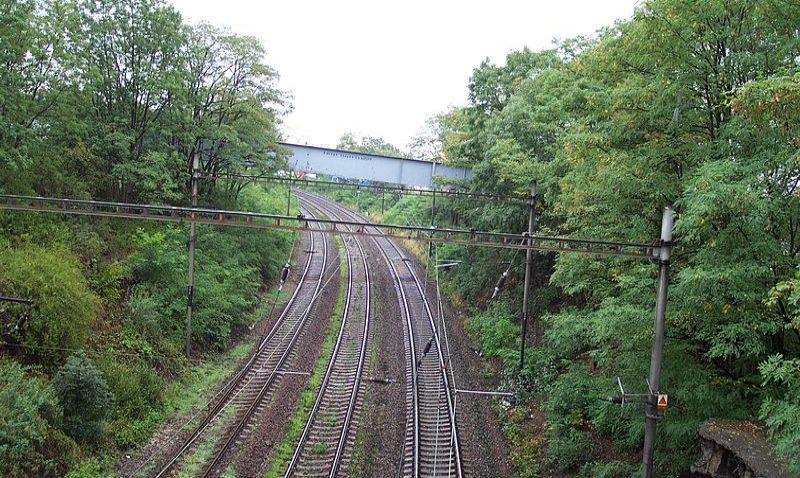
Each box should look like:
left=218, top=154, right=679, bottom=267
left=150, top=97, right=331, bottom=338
left=397, top=0, right=800, bottom=475
left=99, top=359, right=164, bottom=447
left=0, top=359, right=77, bottom=477
left=0, top=243, right=99, bottom=368
left=466, top=299, right=519, bottom=361
left=1, top=0, right=294, bottom=474
left=758, top=354, right=800, bottom=474
left=52, top=353, right=113, bottom=444
left=0, top=185, right=293, bottom=473
left=126, top=184, right=293, bottom=353
left=758, top=270, right=800, bottom=473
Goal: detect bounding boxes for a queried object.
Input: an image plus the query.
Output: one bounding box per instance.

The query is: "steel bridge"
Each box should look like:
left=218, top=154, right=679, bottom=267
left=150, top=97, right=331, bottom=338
left=280, top=142, right=471, bottom=188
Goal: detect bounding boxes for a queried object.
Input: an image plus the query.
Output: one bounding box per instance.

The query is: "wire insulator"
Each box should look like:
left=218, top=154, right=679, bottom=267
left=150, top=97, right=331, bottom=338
left=491, top=270, right=509, bottom=299
left=279, top=262, right=291, bottom=289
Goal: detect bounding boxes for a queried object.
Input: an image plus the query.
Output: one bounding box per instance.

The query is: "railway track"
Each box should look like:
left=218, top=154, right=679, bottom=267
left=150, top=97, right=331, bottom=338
left=298, top=192, right=464, bottom=478
left=150, top=207, right=335, bottom=478
left=283, top=195, right=372, bottom=478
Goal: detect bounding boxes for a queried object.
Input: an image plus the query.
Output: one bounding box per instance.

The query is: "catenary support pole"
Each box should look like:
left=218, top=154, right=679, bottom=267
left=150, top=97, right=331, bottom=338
left=381, top=189, right=385, bottom=215
left=431, top=188, right=436, bottom=225
left=519, top=180, right=537, bottom=372
left=287, top=186, right=292, bottom=215
left=185, top=151, right=200, bottom=359
left=641, top=206, right=673, bottom=478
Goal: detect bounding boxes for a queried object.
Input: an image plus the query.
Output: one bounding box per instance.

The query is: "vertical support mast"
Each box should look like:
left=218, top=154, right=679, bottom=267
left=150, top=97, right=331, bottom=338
left=185, top=151, right=200, bottom=359
left=431, top=188, right=436, bottom=226
left=287, top=186, right=292, bottom=215
left=642, top=206, right=673, bottom=478
left=519, top=180, right=537, bottom=372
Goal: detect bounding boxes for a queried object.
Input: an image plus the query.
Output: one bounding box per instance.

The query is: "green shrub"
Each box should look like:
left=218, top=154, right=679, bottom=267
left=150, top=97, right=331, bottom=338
left=581, top=460, right=638, bottom=478
left=515, top=348, right=557, bottom=400
left=0, top=244, right=99, bottom=368
left=759, top=354, right=800, bottom=474
left=90, top=260, right=129, bottom=303
left=467, top=299, right=519, bottom=359
left=52, top=352, right=114, bottom=444
left=99, top=359, right=164, bottom=446
left=547, top=427, right=593, bottom=472
left=64, top=458, right=108, bottom=478
left=544, top=364, right=606, bottom=471
left=0, top=359, right=78, bottom=477
left=127, top=201, right=292, bottom=353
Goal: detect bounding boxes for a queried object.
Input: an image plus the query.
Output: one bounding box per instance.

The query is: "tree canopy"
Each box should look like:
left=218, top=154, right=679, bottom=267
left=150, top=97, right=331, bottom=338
left=0, top=0, right=289, bottom=204
left=337, top=132, right=405, bottom=157
left=0, top=1, right=294, bottom=473
left=428, top=0, right=800, bottom=473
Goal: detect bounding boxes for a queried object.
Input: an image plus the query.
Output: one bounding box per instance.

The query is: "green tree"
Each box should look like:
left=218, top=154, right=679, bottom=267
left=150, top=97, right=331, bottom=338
left=75, top=0, right=186, bottom=200
left=433, top=0, right=800, bottom=474
left=52, top=352, right=113, bottom=444
left=178, top=23, right=288, bottom=196
left=337, top=132, right=406, bottom=157
left=0, top=0, right=75, bottom=174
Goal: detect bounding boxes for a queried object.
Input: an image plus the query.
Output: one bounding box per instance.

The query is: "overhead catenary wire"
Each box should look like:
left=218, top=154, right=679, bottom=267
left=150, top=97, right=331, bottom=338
left=0, top=194, right=659, bottom=258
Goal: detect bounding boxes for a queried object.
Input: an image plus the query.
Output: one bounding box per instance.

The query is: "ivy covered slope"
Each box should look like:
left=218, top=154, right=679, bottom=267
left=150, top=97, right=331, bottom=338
left=0, top=0, right=292, bottom=476
left=424, top=1, right=800, bottom=476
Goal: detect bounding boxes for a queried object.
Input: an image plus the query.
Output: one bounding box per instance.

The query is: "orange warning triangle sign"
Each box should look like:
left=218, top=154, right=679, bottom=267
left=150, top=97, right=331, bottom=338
left=657, top=394, right=668, bottom=410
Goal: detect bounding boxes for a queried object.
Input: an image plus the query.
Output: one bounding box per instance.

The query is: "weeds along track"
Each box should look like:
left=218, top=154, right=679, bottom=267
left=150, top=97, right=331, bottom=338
left=283, top=193, right=371, bottom=478
left=298, top=191, right=463, bottom=478
left=150, top=207, right=334, bottom=478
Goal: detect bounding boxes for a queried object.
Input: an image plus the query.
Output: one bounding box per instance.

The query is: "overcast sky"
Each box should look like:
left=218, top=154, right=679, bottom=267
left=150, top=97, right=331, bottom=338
left=169, top=0, right=639, bottom=151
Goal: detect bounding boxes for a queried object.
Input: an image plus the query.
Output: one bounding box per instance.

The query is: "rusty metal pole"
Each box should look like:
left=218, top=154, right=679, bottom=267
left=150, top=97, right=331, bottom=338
left=431, top=188, right=436, bottom=225
left=185, top=151, right=200, bottom=359
left=519, top=180, right=536, bottom=372
left=642, top=205, right=673, bottom=478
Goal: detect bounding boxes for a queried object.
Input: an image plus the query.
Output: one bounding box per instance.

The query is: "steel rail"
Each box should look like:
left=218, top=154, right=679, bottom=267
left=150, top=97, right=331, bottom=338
left=298, top=193, right=420, bottom=476
left=372, top=219, right=422, bottom=478
left=283, top=194, right=371, bottom=478
left=149, top=214, right=320, bottom=478
left=152, top=208, right=330, bottom=478
left=303, top=192, right=463, bottom=477
left=0, top=194, right=657, bottom=257
left=386, top=239, right=463, bottom=478
left=198, top=211, right=331, bottom=478
left=283, top=196, right=357, bottom=477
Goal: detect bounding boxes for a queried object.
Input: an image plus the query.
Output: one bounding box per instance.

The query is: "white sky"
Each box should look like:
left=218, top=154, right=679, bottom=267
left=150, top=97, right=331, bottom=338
left=169, top=0, right=639, bottom=151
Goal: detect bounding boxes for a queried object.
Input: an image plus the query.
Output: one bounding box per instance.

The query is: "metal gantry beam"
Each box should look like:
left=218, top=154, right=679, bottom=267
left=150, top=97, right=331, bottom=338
left=0, top=194, right=658, bottom=258
left=200, top=173, right=530, bottom=204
